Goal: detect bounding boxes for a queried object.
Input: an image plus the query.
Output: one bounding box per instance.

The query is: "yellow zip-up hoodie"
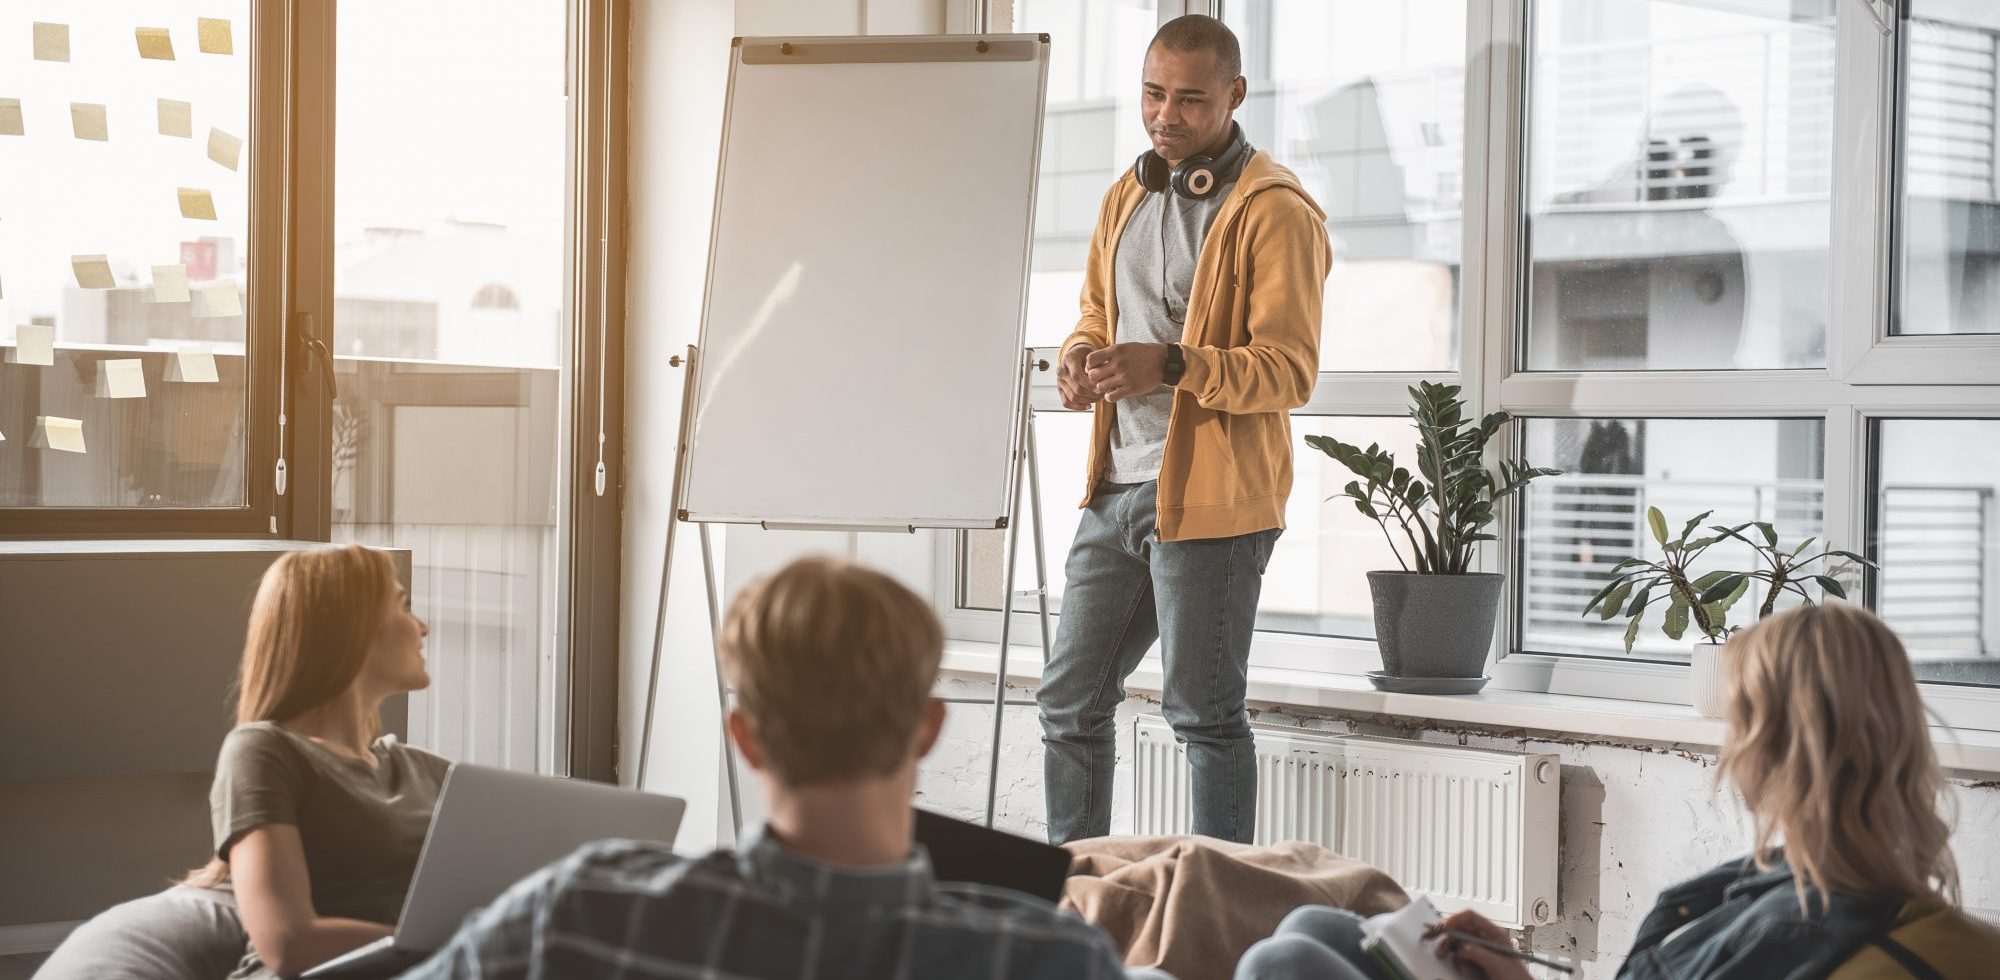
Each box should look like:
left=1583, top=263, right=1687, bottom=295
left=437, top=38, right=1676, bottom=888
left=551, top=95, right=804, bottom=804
left=1060, top=151, right=1331, bottom=542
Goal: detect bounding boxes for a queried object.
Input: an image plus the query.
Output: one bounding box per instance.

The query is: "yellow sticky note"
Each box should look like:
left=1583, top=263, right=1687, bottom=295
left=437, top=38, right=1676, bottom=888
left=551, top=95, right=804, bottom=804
left=34, top=22, right=69, bottom=62
left=136, top=27, right=176, bottom=60
left=72, top=254, right=115, bottom=289
left=71, top=102, right=108, bottom=141
left=207, top=128, right=242, bottom=171
left=0, top=98, right=22, bottom=136
left=178, top=187, right=217, bottom=220
left=158, top=99, right=192, bottom=138
left=199, top=281, right=242, bottom=318
left=98, top=359, right=148, bottom=399
left=32, top=416, right=87, bottom=454
left=168, top=348, right=220, bottom=383
left=11, top=324, right=54, bottom=365
left=152, top=264, right=191, bottom=303
left=198, top=18, right=233, bottom=55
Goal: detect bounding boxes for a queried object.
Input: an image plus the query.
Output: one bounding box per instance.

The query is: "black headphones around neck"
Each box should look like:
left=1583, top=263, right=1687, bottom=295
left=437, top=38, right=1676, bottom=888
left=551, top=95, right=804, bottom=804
left=1135, top=123, right=1253, bottom=200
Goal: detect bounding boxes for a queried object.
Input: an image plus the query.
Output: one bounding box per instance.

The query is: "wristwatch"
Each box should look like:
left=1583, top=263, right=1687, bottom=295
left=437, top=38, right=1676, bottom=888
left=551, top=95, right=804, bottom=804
left=1162, top=343, right=1186, bottom=387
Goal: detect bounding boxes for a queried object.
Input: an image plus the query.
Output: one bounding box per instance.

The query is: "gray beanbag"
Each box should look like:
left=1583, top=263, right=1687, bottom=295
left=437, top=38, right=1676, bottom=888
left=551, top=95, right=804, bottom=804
left=33, top=886, right=248, bottom=980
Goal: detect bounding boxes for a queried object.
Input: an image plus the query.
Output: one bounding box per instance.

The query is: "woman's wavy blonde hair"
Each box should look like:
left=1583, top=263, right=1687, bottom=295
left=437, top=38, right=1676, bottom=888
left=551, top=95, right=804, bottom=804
left=182, top=545, right=400, bottom=887
left=1717, top=602, right=1958, bottom=907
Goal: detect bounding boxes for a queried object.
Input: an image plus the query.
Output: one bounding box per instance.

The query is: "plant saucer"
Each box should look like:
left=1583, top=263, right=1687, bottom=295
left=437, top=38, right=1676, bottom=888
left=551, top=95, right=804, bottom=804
left=1365, top=672, right=1491, bottom=695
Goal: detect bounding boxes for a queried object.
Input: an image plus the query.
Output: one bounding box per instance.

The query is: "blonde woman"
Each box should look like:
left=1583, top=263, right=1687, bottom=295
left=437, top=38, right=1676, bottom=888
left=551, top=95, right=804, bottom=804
left=1238, top=603, right=1975, bottom=980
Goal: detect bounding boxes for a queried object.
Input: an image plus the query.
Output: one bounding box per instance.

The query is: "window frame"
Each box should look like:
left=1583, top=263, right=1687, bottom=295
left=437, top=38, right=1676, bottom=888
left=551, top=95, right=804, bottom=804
left=0, top=0, right=295, bottom=539
left=0, top=0, right=629, bottom=775
left=941, top=0, right=2000, bottom=729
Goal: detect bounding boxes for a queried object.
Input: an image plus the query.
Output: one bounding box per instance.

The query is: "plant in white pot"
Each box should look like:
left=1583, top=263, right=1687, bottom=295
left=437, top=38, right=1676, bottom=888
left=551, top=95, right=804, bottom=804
left=1582, top=509, right=1873, bottom=717
left=1582, top=508, right=1750, bottom=716
left=1305, top=382, right=1560, bottom=694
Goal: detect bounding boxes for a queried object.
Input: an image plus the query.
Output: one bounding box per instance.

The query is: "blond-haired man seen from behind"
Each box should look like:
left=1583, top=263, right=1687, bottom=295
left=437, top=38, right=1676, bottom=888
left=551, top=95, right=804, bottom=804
left=405, top=557, right=1156, bottom=979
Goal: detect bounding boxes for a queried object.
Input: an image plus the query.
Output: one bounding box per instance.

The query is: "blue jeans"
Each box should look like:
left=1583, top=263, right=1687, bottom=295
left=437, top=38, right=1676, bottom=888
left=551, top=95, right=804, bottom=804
left=1235, top=907, right=1393, bottom=980
left=1037, top=480, right=1279, bottom=844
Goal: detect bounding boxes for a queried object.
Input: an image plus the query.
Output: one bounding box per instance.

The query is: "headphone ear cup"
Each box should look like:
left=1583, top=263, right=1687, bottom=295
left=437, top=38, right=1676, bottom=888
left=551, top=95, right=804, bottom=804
left=1172, top=154, right=1217, bottom=199
left=1135, top=151, right=1168, bottom=193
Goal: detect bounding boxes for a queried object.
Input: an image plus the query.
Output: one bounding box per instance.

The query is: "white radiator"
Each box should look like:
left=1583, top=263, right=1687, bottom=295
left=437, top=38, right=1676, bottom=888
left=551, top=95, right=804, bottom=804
left=1131, top=717, right=1559, bottom=928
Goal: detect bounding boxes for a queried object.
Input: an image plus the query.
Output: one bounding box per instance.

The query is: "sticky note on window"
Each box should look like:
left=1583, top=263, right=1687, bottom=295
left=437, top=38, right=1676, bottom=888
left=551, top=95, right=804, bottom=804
left=31, top=416, right=87, bottom=454
left=208, top=128, right=242, bottom=171
left=136, top=27, right=176, bottom=60
left=72, top=254, right=115, bottom=289
left=167, top=348, right=220, bottom=383
left=178, top=187, right=217, bottom=220
left=151, top=264, right=191, bottom=302
left=10, top=324, right=54, bottom=365
left=97, top=358, right=147, bottom=399
left=198, top=18, right=233, bottom=55
left=0, top=98, right=22, bottom=136
left=34, top=22, right=69, bottom=62
left=199, top=280, right=242, bottom=317
left=71, top=102, right=108, bottom=141
left=158, top=98, right=192, bottom=138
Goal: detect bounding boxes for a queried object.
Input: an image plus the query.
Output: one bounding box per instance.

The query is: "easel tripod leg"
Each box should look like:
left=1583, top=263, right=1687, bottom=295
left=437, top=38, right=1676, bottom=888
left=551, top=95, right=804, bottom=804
left=701, top=522, right=744, bottom=837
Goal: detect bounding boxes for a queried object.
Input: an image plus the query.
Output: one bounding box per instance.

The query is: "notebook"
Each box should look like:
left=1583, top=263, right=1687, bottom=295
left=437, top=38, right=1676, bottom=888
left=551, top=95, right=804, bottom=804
left=1358, top=895, right=1475, bottom=980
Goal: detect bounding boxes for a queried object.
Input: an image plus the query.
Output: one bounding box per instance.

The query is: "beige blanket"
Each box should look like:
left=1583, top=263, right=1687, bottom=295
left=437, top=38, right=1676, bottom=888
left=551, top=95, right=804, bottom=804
left=1062, top=835, right=1408, bottom=980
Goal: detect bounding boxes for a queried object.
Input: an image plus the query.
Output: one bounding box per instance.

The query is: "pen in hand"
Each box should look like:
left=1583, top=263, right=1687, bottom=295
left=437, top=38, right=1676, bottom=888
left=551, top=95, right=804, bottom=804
left=1441, top=930, right=1575, bottom=975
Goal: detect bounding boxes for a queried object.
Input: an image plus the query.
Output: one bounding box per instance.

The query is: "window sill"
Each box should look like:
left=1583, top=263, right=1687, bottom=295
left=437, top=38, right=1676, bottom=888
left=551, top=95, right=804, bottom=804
left=939, top=642, right=2000, bottom=775
left=0, top=539, right=314, bottom=558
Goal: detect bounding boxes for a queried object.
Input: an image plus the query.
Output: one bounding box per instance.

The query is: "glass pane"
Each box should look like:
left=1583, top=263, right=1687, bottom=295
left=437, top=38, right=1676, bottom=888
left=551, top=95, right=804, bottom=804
left=1, top=2, right=252, bottom=507
left=1019, top=0, right=1159, bottom=350
left=1518, top=418, right=1826, bottom=661
left=1895, top=3, right=2000, bottom=336
left=1524, top=0, right=1834, bottom=371
left=1873, top=420, right=2000, bottom=686
left=1261, top=417, right=1417, bottom=637
left=1225, top=0, right=1466, bottom=372
left=333, top=2, right=568, bottom=772
left=960, top=410, right=1094, bottom=610
left=962, top=413, right=1410, bottom=641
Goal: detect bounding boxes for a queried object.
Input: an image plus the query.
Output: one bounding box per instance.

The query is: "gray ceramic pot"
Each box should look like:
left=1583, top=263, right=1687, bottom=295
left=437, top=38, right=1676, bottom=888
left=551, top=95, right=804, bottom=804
left=1367, top=571, right=1505, bottom=678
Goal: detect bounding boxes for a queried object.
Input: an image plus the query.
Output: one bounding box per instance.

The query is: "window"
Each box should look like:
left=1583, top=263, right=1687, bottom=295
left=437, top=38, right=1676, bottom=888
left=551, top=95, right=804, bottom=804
left=1, top=2, right=269, bottom=529
left=1518, top=418, right=1825, bottom=660
left=1225, top=0, right=1468, bottom=372
left=1894, top=1, right=2000, bottom=337
left=1524, top=0, right=1835, bottom=371
left=1020, top=0, right=1161, bottom=350
left=332, top=1, right=572, bottom=771
left=1871, top=419, right=2000, bottom=686
left=944, top=1, right=2000, bottom=712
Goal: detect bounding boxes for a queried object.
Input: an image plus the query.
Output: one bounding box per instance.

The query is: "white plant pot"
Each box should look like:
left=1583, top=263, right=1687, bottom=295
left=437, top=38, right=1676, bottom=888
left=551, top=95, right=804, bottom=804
left=1690, top=641, right=1727, bottom=719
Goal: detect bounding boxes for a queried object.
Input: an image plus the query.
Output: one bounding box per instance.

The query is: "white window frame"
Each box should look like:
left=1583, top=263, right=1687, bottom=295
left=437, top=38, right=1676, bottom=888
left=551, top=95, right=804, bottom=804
left=932, top=0, right=2000, bottom=732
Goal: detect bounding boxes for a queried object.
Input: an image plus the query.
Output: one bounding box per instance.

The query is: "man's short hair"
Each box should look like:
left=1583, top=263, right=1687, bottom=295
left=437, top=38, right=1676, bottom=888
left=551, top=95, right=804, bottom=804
left=1149, top=14, right=1242, bottom=81
left=720, top=557, right=944, bottom=785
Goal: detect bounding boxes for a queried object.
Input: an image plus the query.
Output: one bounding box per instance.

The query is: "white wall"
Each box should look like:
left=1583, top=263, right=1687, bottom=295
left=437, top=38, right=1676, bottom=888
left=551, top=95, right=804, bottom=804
left=621, top=0, right=958, bottom=850
left=919, top=672, right=2000, bottom=980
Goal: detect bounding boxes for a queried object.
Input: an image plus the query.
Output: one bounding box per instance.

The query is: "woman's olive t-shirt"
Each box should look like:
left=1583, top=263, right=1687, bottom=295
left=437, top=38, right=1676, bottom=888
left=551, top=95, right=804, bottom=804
left=210, top=721, right=450, bottom=926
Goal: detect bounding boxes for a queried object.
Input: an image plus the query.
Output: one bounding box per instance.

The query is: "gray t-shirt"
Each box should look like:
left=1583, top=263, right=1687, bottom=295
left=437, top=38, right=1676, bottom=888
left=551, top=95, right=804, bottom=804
left=210, top=721, right=448, bottom=935
left=1107, top=179, right=1234, bottom=483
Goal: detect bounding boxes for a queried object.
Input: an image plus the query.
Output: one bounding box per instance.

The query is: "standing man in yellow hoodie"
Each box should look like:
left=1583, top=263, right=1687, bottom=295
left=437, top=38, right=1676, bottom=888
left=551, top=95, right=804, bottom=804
left=1038, top=14, right=1329, bottom=845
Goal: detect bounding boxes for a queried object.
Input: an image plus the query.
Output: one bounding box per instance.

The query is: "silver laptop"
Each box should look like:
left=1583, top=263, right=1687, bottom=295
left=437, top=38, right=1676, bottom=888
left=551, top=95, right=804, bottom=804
left=302, top=764, right=686, bottom=978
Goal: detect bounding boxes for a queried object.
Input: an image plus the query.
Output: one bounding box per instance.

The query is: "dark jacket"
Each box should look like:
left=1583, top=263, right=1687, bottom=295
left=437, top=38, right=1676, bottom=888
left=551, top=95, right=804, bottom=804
left=1618, top=855, right=1900, bottom=980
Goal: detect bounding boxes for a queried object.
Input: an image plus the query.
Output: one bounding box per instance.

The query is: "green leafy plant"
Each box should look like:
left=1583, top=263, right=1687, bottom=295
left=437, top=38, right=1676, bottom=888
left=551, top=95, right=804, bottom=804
left=1582, top=508, right=1749, bottom=652
left=1583, top=509, right=1876, bottom=651
left=1304, top=382, right=1560, bottom=575
left=1699, top=522, right=1876, bottom=619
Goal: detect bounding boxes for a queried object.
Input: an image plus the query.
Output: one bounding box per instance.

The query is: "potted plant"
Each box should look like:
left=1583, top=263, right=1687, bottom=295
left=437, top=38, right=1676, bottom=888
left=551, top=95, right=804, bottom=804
left=1306, top=382, right=1561, bottom=693
left=1583, top=510, right=1873, bottom=717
